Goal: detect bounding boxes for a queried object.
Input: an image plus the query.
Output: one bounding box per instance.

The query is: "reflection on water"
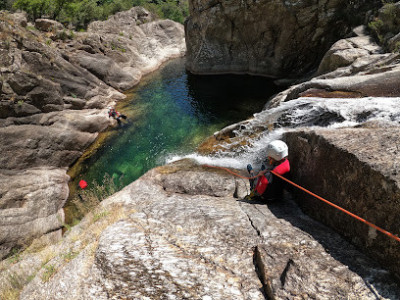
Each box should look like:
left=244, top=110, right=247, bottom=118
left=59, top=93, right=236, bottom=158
left=66, top=57, right=280, bottom=221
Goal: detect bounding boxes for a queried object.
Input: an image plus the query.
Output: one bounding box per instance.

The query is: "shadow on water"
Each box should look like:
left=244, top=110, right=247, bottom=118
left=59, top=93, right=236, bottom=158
left=241, top=192, right=400, bottom=297
left=65, top=57, right=281, bottom=223
left=186, top=72, right=280, bottom=122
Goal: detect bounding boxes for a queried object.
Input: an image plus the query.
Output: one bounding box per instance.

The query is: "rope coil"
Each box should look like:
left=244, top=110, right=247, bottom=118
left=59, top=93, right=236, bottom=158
left=203, top=164, right=400, bottom=243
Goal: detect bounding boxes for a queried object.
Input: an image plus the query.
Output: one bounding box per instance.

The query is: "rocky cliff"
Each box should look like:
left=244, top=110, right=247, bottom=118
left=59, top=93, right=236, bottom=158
left=185, top=0, right=380, bottom=77
left=0, top=8, right=185, bottom=259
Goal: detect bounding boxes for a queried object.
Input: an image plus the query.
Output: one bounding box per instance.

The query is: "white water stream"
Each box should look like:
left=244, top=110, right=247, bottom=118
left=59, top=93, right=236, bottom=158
left=167, top=97, right=400, bottom=168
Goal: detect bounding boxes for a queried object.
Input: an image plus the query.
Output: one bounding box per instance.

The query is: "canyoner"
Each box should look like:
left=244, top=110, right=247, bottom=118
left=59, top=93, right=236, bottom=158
left=245, top=140, right=290, bottom=201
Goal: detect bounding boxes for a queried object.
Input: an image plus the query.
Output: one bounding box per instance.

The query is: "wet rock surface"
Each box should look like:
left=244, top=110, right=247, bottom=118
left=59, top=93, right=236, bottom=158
left=9, top=160, right=399, bottom=299
left=0, top=8, right=185, bottom=257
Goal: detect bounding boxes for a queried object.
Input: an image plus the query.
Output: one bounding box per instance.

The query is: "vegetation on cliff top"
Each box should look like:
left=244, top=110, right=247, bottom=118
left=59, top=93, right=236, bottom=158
left=368, top=0, right=400, bottom=51
left=0, top=0, right=188, bottom=29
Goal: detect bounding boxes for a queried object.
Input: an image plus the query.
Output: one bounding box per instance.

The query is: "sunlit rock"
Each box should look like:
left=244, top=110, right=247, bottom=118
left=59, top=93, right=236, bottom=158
left=15, top=160, right=400, bottom=299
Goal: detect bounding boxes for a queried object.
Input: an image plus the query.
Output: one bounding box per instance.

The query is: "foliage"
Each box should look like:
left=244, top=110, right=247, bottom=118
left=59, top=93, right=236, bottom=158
left=368, top=1, right=400, bottom=49
left=11, top=0, right=188, bottom=30
left=133, top=0, right=188, bottom=23
left=0, top=0, right=15, bottom=10
left=41, top=264, right=55, bottom=282
left=61, top=250, right=79, bottom=262
left=71, top=173, right=121, bottom=218
left=0, top=273, right=23, bottom=300
left=13, top=0, right=73, bottom=20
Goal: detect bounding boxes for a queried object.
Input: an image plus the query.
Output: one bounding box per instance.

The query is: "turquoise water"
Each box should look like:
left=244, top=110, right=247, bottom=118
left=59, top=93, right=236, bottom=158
left=68, top=57, right=279, bottom=199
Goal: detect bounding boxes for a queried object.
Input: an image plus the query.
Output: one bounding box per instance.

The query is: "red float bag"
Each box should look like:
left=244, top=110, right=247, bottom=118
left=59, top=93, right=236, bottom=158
left=79, top=180, right=88, bottom=189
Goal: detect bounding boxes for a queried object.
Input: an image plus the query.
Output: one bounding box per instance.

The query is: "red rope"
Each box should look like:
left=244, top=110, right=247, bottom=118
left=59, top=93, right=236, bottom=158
left=203, top=164, right=400, bottom=243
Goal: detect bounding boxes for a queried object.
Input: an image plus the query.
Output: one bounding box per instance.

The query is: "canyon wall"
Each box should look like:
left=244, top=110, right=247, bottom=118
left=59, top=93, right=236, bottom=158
left=0, top=8, right=185, bottom=258
left=185, top=0, right=380, bottom=77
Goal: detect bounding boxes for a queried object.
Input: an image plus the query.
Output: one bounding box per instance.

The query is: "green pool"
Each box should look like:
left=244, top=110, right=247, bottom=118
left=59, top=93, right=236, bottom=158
left=66, top=57, right=279, bottom=220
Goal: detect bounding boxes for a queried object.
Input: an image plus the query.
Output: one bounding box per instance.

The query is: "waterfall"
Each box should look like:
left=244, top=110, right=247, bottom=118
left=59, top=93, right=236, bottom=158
left=166, top=97, right=400, bottom=168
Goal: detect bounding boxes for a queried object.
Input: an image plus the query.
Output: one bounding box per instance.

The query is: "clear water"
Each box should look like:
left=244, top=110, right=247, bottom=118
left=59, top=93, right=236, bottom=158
left=67, top=57, right=280, bottom=205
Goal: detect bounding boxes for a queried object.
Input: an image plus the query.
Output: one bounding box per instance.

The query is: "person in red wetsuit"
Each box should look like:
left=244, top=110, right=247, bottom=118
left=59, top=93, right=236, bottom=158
left=246, top=140, right=290, bottom=201
left=108, top=106, right=127, bottom=126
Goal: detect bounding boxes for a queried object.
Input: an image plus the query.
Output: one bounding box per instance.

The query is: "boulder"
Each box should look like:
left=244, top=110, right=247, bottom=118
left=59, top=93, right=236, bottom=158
left=77, top=54, right=137, bottom=91
left=35, top=19, right=64, bottom=32
left=388, top=32, right=400, bottom=51
left=9, top=12, right=28, bottom=27
left=0, top=125, right=97, bottom=170
left=87, top=6, right=152, bottom=34
left=317, top=35, right=382, bottom=75
left=266, top=50, right=400, bottom=108
left=0, top=168, right=68, bottom=258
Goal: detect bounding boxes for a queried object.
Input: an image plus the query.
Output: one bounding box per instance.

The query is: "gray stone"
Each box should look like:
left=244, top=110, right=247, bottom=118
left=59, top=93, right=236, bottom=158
left=285, top=128, right=400, bottom=279
left=185, top=0, right=380, bottom=77
left=0, top=8, right=185, bottom=257
left=317, top=36, right=382, bottom=75
left=0, top=168, right=68, bottom=258
left=14, top=160, right=400, bottom=299
left=0, top=125, right=97, bottom=170
left=35, top=19, right=64, bottom=32
left=77, top=54, right=137, bottom=91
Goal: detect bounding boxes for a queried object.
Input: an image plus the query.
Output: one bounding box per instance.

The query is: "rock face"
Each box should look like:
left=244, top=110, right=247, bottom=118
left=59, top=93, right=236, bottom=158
left=0, top=9, right=185, bottom=258
left=0, top=160, right=395, bottom=299
left=185, top=0, right=380, bottom=77
left=285, top=128, right=400, bottom=279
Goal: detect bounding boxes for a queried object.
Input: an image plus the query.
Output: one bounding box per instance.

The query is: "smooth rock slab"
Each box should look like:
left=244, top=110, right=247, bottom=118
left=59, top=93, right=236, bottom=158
left=0, top=168, right=68, bottom=258
left=18, top=160, right=400, bottom=299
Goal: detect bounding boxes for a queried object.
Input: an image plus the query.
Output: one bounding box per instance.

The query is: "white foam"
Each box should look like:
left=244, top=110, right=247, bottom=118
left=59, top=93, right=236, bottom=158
left=166, top=97, right=400, bottom=168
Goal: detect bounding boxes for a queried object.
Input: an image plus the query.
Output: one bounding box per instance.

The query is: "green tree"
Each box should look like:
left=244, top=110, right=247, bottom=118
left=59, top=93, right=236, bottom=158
left=13, top=0, right=189, bottom=29
left=160, top=0, right=184, bottom=23
left=13, top=0, right=51, bottom=20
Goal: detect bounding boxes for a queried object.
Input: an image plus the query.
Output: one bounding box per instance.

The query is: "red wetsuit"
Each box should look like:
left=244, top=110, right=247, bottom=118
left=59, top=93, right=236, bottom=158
left=255, top=158, right=290, bottom=199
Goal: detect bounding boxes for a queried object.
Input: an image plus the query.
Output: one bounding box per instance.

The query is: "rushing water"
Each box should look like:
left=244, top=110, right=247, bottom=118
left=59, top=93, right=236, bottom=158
left=169, top=96, right=400, bottom=169
left=66, top=57, right=280, bottom=214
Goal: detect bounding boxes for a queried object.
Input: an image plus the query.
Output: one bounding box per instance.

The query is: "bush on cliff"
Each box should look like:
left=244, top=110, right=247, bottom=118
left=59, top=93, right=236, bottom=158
left=11, top=0, right=188, bottom=29
left=368, top=0, right=400, bottom=51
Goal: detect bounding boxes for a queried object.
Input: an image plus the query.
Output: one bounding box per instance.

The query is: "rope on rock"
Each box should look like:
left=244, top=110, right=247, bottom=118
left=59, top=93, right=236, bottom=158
left=203, top=164, right=400, bottom=243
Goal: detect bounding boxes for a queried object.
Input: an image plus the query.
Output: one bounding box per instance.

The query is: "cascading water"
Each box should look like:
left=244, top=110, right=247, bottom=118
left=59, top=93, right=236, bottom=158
left=167, top=97, right=400, bottom=169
